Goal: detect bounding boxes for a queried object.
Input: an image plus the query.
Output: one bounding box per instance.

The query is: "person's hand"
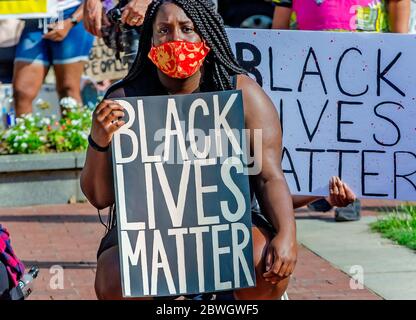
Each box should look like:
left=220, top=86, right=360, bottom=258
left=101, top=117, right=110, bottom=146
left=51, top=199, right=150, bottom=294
left=326, top=176, right=356, bottom=207
left=43, top=19, right=73, bottom=42
left=91, top=100, right=126, bottom=148
left=83, top=0, right=103, bottom=37
left=121, top=0, right=151, bottom=26
left=263, top=232, right=297, bottom=284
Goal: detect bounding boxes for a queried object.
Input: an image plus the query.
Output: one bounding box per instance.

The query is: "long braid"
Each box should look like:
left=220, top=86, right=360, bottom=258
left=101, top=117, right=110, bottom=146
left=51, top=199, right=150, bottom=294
left=112, top=0, right=246, bottom=93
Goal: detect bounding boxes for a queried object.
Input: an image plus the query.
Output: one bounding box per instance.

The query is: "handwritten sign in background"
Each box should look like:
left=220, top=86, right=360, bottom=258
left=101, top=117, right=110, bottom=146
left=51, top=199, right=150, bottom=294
left=84, top=38, right=129, bottom=82
left=228, top=29, right=416, bottom=200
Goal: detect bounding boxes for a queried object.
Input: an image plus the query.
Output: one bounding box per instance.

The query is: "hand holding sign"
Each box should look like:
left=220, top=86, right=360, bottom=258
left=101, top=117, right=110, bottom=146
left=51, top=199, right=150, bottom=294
left=91, top=99, right=126, bottom=149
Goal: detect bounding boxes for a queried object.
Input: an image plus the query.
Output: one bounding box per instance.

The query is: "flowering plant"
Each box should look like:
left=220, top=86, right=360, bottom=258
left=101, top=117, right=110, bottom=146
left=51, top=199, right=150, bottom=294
left=0, top=98, right=93, bottom=155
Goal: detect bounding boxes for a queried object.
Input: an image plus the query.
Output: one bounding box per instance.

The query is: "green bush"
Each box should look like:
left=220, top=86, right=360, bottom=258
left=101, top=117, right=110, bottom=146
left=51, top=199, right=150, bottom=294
left=0, top=99, right=93, bottom=155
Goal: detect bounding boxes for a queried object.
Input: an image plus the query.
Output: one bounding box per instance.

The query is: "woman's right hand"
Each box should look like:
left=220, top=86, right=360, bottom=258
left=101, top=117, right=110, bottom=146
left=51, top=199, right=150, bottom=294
left=91, top=100, right=126, bottom=148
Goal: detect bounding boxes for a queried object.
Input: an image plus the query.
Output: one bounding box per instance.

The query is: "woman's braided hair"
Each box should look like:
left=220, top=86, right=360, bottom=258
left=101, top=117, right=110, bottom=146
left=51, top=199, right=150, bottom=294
left=120, top=0, right=246, bottom=91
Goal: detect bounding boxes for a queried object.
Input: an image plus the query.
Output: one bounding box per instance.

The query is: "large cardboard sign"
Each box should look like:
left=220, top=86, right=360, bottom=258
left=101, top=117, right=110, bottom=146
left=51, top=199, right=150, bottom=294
left=227, top=29, right=416, bottom=200
left=84, top=38, right=129, bottom=82
left=112, top=90, right=255, bottom=297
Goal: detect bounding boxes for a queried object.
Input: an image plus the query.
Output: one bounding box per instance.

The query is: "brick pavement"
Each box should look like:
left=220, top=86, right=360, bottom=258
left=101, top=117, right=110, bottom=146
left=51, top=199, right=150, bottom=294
left=0, top=202, right=386, bottom=300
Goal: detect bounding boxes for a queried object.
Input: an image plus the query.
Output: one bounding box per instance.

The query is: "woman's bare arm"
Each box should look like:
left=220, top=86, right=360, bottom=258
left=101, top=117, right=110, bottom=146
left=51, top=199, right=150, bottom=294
left=80, top=89, right=126, bottom=209
left=80, top=146, right=115, bottom=209
left=238, top=74, right=297, bottom=280
left=272, top=6, right=292, bottom=30
left=388, top=0, right=411, bottom=33
left=292, top=195, right=321, bottom=209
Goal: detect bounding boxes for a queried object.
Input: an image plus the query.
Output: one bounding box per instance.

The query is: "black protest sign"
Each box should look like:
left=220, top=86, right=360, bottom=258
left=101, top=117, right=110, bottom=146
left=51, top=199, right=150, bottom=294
left=111, top=90, right=255, bottom=298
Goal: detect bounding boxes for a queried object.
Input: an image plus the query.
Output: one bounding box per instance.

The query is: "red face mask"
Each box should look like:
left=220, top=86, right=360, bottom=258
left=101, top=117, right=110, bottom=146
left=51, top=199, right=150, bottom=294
left=148, top=40, right=210, bottom=79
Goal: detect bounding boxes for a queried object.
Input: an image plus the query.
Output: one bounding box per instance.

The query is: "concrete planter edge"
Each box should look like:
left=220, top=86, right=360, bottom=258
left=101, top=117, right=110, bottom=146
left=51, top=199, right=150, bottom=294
left=0, top=152, right=87, bottom=207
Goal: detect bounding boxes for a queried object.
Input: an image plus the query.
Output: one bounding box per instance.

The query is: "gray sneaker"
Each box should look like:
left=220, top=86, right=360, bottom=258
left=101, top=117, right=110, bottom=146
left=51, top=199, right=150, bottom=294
left=335, top=199, right=361, bottom=222
left=307, top=198, right=333, bottom=212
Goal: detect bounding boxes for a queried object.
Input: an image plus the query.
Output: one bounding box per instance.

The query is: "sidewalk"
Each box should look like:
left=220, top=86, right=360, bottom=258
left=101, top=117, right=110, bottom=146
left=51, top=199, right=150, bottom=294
left=1, top=202, right=383, bottom=300
left=296, top=200, right=416, bottom=300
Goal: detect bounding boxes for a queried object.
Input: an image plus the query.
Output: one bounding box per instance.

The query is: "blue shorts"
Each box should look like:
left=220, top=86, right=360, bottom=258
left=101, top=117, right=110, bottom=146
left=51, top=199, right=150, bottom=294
left=15, top=6, right=95, bottom=66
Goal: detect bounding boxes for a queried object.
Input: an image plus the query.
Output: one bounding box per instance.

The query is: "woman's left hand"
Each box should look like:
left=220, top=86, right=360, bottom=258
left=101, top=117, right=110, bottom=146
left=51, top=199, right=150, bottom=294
left=262, top=232, right=297, bottom=284
left=43, top=19, right=73, bottom=42
left=326, top=176, right=356, bottom=207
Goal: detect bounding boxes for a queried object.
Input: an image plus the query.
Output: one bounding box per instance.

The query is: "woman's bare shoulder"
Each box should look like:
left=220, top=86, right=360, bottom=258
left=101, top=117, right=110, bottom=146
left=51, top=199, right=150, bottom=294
left=236, top=74, right=276, bottom=114
left=236, top=74, right=260, bottom=91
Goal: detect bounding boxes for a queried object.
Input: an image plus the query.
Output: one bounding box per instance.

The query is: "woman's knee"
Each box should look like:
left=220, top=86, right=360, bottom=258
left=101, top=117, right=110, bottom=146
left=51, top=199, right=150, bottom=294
left=233, top=226, right=290, bottom=300
left=95, top=246, right=123, bottom=300
left=13, top=62, right=46, bottom=103
left=94, top=246, right=153, bottom=300
left=54, top=63, right=84, bottom=100
left=56, top=81, right=81, bottom=100
left=95, top=275, right=121, bottom=300
left=13, top=80, right=39, bottom=104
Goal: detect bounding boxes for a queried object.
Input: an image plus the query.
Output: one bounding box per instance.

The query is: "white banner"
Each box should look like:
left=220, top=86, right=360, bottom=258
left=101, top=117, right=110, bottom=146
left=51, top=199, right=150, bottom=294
left=227, top=29, right=416, bottom=200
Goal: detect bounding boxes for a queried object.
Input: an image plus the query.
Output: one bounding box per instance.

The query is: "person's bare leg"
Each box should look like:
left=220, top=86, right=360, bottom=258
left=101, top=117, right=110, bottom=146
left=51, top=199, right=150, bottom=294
left=13, top=61, right=48, bottom=117
left=233, top=226, right=290, bottom=300
left=95, top=246, right=123, bottom=300
left=96, top=228, right=291, bottom=300
left=95, top=246, right=153, bottom=300
left=53, top=61, right=85, bottom=102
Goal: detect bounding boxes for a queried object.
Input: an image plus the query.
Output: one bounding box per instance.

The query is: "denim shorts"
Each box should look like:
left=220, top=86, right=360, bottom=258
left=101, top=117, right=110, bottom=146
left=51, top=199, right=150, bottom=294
left=15, top=6, right=94, bottom=66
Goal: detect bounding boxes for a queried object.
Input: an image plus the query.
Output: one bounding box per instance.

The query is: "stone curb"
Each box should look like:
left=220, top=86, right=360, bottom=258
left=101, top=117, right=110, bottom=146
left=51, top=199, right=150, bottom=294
left=0, top=152, right=86, bottom=173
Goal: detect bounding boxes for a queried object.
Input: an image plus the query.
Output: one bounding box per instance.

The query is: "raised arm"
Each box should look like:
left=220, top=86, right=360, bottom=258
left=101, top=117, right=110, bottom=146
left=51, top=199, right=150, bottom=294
left=272, top=0, right=293, bottom=30
left=388, top=0, right=411, bottom=33
left=80, top=91, right=126, bottom=209
left=238, top=74, right=297, bottom=280
left=83, top=0, right=104, bottom=37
